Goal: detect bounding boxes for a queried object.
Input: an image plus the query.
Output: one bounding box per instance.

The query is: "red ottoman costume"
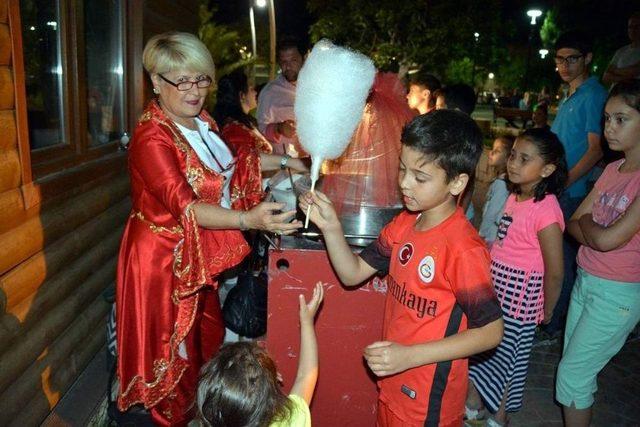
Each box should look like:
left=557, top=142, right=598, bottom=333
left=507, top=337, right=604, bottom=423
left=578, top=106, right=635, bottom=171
left=222, top=120, right=273, bottom=211
left=116, top=100, right=249, bottom=425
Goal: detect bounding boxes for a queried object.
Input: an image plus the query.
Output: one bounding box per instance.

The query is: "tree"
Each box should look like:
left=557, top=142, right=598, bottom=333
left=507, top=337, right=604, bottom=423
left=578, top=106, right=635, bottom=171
left=307, top=0, right=505, bottom=88
left=198, top=4, right=255, bottom=80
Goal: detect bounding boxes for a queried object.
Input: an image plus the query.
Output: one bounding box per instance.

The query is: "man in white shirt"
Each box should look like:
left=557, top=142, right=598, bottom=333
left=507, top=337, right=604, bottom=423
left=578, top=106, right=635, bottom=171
left=257, top=36, right=307, bottom=157
left=603, top=11, right=640, bottom=85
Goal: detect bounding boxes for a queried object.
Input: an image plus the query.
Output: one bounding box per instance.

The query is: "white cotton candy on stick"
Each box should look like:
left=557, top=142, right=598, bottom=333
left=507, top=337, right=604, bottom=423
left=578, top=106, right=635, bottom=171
left=294, top=39, right=376, bottom=227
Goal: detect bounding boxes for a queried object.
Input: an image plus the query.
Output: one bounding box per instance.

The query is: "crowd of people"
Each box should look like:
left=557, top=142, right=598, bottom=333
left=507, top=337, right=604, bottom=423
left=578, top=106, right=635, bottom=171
left=113, top=10, right=640, bottom=427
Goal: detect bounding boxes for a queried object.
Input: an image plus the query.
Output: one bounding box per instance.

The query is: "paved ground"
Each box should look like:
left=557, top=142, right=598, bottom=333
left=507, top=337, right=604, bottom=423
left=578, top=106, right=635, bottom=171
left=465, top=336, right=640, bottom=427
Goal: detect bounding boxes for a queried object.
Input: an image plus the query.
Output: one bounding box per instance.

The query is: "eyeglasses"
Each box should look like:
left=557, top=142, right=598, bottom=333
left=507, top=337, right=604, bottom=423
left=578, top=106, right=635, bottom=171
left=553, top=55, right=584, bottom=65
left=159, top=74, right=212, bottom=91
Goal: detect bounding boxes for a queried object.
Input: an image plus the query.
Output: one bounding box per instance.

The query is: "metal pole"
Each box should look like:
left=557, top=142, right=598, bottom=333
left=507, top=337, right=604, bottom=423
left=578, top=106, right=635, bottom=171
left=249, top=5, right=257, bottom=79
left=268, top=0, right=277, bottom=80
left=249, top=6, right=257, bottom=58
left=524, top=26, right=533, bottom=91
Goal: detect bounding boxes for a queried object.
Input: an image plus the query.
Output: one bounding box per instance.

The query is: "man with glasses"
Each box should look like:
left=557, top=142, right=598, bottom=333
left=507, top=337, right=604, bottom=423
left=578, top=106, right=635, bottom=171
left=603, top=11, right=640, bottom=85
left=535, top=31, right=608, bottom=346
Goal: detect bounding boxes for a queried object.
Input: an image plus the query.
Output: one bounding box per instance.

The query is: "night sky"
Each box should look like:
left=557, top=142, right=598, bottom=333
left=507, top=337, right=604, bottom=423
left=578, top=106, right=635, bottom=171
left=210, top=0, right=313, bottom=44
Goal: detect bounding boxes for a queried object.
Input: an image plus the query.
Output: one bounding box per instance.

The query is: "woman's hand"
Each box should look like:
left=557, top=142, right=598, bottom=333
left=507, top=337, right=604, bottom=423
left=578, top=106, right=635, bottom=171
left=245, top=201, right=301, bottom=234
left=298, top=191, right=341, bottom=233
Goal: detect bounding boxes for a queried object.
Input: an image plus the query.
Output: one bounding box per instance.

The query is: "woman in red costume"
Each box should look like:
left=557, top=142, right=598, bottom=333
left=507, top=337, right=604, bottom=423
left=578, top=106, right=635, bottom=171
left=115, top=32, right=301, bottom=426
left=213, top=70, right=308, bottom=211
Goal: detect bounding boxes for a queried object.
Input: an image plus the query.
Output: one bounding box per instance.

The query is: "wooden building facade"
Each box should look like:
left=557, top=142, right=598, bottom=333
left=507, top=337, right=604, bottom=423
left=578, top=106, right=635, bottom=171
left=0, top=0, right=199, bottom=424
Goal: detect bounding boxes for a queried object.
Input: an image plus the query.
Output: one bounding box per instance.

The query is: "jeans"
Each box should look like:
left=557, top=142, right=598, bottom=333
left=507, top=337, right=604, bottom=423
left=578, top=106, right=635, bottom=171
left=542, top=194, right=583, bottom=334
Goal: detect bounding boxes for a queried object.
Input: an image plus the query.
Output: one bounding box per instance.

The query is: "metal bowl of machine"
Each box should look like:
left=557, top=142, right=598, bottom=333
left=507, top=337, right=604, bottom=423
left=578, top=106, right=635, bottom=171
left=294, top=175, right=403, bottom=247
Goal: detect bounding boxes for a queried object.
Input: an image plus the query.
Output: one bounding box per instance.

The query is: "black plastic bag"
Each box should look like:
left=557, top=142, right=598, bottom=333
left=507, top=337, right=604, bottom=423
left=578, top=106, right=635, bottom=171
left=222, top=271, right=268, bottom=338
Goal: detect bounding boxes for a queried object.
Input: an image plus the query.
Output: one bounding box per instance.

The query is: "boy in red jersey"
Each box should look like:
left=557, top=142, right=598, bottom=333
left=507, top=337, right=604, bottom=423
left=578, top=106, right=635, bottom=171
left=300, top=110, right=504, bottom=427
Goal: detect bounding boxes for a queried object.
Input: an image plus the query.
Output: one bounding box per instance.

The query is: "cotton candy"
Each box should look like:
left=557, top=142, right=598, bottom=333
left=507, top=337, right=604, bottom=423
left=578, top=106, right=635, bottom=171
left=294, top=39, right=376, bottom=183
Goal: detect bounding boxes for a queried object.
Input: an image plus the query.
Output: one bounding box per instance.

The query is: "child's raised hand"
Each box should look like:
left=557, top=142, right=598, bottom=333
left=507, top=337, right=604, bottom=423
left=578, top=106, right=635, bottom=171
left=298, top=191, right=340, bottom=232
left=299, top=282, right=325, bottom=326
left=363, top=341, right=413, bottom=377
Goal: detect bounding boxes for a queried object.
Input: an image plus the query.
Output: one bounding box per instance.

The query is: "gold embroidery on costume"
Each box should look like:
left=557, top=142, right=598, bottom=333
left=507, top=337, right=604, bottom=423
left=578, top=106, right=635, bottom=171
left=131, top=211, right=184, bottom=235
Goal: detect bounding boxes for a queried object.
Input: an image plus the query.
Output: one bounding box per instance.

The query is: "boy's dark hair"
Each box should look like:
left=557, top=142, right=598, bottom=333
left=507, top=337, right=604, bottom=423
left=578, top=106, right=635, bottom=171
left=401, top=109, right=483, bottom=181
left=213, top=69, right=257, bottom=129
left=554, top=30, right=593, bottom=55
left=508, top=128, right=568, bottom=202
left=196, top=342, right=292, bottom=427
left=277, top=34, right=306, bottom=57
left=410, top=72, right=442, bottom=108
left=437, top=84, right=477, bottom=115
left=410, top=72, right=441, bottom=92
left=608, top=79, right=640, bottom=113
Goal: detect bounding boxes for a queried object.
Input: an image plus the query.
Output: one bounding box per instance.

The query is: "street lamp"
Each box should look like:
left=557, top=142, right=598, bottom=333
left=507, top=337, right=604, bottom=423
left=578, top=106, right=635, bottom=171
left=527, top=9, right=542, bottom=25
left=249, top=0, right=274, bottom=79
left=539, top=48, right=549, bottom=59
left=524, top=8, right=543, bottom=91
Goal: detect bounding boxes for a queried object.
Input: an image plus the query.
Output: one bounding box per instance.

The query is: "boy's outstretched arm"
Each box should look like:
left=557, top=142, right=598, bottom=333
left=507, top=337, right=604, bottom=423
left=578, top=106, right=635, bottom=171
left=299, top=191, right=377, bottom=286
left=363, top=318, right=503, bottom=377
left=290, top=283, right=324, bottom=404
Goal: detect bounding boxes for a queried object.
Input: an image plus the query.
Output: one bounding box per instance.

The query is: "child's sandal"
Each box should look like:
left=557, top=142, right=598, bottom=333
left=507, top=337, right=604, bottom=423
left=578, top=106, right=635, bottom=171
left=464, top=405, right=486, bottom=420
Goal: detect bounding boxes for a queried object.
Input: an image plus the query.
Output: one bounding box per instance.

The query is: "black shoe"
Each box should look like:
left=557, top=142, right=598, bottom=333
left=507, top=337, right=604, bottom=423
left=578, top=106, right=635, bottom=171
left=532, top=327, right=561, bottom=347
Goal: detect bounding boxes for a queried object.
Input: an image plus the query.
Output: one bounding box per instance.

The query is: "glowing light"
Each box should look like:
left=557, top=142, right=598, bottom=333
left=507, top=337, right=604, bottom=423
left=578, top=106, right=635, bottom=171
left=474, top=32, right=480, bottom=41
left=255, top=0, right=267, bottom=7
left=488, top=72, right=495, bottom=79
left=113, top=65, right=123, bottom=75
left=527, top=9, right=542, bottom=25
left=539, top=48, right=549, bottom=59
left=30, top=26, right=36, bottom=31
left=46, top=21, right=57, bottom=29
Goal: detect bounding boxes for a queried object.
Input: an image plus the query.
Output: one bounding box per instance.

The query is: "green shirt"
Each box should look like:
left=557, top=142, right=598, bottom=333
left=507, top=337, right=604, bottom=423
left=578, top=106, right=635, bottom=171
left=269, top=395, right=311, bottom=427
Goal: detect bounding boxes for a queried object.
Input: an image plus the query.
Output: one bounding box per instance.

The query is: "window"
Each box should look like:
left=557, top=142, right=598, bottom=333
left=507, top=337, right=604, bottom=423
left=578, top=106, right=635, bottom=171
left=21, top=1, right=65, bottom=150
left=19, top=0, right=127, bottom=176
left=84, top=0, right=125, bottom=146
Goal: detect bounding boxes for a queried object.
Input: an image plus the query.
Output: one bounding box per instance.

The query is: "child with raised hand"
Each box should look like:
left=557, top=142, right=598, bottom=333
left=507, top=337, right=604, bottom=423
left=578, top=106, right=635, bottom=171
left=466, top=128, right=567, bottom=426
left=196, top=283, right=324, bottom=427
left=479, top=135, right=515, bottom=247
left=300, top=110, right=504, bottom=427
left=556, top=80, right=640, bottom=427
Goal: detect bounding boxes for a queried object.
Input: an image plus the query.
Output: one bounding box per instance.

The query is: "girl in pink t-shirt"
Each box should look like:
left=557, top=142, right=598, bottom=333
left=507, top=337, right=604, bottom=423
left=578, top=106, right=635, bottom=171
left=467, top=128, right=567, bottom=427
left=556, top=80, right=640, bottom=427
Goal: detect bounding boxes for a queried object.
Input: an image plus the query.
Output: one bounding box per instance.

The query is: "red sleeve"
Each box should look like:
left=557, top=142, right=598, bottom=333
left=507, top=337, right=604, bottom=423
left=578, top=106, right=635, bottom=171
left=129, top=127, right=197, bottom=218
left=360, top=212, right=409, bottom=274
left=223, top=123, right=265, bottom=211
left=446, top=246, right=502, bottom=328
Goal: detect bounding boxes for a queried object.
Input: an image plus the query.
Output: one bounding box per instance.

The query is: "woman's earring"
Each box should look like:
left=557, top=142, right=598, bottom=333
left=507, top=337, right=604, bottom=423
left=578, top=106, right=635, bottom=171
left=153, top=87, right=160, bottom=94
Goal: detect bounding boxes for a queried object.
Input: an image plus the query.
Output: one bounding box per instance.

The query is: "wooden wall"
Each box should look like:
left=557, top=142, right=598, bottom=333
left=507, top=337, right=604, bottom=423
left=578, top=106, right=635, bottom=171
left=0, top=0, right=199, bottom=425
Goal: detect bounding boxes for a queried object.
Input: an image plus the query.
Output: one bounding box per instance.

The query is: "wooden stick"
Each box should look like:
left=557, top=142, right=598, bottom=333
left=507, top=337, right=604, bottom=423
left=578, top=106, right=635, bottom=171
left=304, top=178, right=316, bottom=229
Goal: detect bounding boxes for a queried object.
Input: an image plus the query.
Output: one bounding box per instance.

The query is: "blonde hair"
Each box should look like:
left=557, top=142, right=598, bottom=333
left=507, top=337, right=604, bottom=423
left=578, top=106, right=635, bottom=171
left=142, top=31, right=215, bottom=78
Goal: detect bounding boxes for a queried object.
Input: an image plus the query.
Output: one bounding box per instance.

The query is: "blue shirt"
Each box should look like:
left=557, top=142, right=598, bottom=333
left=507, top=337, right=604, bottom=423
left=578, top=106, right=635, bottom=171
left=551, top=76, right=607, bottom=198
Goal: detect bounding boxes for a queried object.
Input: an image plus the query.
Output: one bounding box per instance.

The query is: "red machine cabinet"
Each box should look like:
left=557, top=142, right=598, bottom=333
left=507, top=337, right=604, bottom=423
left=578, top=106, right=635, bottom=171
left=267, top=237, right=387, bottom=426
